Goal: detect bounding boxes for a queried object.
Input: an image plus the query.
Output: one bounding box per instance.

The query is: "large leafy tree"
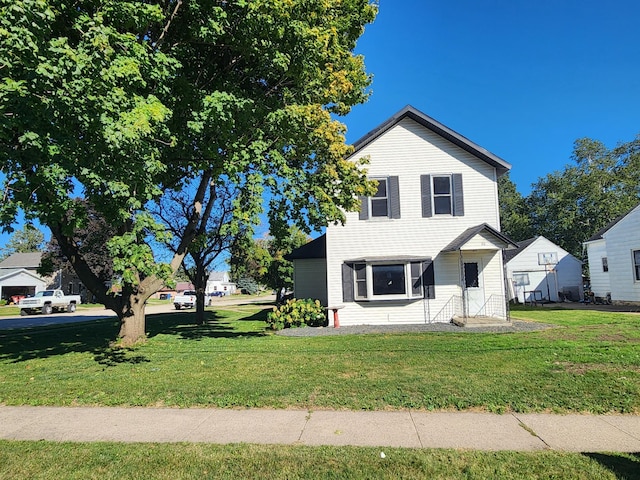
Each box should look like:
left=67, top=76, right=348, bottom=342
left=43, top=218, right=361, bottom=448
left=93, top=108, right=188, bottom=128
left=1, top=0, right=377, bottom=345
left=229, top=226, right=309, bottom=303
left=497, top=173, right=533, bottom=242
left=527, top=137, right=640, bottom=256
left=155, top=179, right=241, bottom=325
left=0, top=225, right=45, bottom=260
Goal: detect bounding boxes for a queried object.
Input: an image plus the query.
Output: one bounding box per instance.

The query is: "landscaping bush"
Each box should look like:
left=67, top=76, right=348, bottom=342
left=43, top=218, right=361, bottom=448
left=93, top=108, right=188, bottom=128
left=266, top=298, right=326, bottom=330
left=0, top=299, right=6, bottom=306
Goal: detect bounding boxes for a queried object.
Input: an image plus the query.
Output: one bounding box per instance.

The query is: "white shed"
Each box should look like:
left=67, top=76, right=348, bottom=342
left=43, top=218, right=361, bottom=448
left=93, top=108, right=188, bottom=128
left=504, top=236, right=583, bottom=303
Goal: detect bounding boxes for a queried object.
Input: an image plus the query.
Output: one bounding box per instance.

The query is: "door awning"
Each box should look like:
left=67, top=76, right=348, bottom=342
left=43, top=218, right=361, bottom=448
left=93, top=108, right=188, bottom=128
left=441, top=223, right=518, bottom=252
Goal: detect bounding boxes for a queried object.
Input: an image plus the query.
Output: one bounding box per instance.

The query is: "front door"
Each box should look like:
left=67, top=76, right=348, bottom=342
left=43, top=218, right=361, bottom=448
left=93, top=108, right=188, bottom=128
left=463, top=261, right=485, bottom=316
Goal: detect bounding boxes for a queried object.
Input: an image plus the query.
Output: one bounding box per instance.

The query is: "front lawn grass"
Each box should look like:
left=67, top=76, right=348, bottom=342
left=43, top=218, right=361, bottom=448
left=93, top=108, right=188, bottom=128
left=0, top=305, right=639, bottom=413
left=1, top=441, right=638, bottom=480
left=0, top=305, right=19, bottom=316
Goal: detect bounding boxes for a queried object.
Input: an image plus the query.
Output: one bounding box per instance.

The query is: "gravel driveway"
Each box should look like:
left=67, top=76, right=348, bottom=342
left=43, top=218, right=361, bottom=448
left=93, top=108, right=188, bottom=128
left=276, top=319, right=553, bottom=337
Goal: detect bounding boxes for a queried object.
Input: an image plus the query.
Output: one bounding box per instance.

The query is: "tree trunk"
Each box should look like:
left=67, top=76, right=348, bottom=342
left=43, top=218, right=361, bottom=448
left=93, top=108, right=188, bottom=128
left=194, top=264, right=208, bottom=325
left=115, top=290, right=153, bottom=346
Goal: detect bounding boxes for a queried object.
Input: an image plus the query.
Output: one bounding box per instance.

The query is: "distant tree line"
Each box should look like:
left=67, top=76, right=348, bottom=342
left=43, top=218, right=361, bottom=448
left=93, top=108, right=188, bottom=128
left=499, top=135, right=640, bottom=257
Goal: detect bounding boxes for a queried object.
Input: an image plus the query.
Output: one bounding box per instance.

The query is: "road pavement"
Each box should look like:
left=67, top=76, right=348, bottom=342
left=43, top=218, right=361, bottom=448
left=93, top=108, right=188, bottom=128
left=0, top=295, right=276, bottom=330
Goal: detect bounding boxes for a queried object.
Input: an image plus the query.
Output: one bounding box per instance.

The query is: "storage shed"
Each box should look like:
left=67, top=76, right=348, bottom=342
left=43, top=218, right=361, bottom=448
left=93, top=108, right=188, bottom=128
left=504, top=236, right=583, bottom=304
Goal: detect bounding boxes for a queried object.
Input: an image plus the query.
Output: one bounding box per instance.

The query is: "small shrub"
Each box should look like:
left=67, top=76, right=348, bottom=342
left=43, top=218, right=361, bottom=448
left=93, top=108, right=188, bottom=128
left=266, top=298, right=326, bottom=330
left=0, top=299, right=7, bottom=306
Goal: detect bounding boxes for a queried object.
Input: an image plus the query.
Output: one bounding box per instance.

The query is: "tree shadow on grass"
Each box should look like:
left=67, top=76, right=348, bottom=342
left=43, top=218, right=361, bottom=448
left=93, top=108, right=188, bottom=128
left=583, top=452, right=640, bottom=479
left=145, top=309, right=269, bottom=341
left=0, top=318, right=121, bottom=364
left=0, top=307, right=268, bottom=365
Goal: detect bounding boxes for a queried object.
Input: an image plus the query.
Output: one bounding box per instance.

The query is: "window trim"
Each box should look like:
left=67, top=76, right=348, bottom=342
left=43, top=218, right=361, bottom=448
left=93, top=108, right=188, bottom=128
left=359, top=176, right=400, bottom=220
left=602, top=257, right=609, bottom=273
left=369, top=177, right=389, bottom=218
left=432, top=175, right=453, bottom=216
left=633, top=250, right=640, bottom=282
left=421, top=173, right=464, bottom=217
left=346, top=259, right=434, bottom=302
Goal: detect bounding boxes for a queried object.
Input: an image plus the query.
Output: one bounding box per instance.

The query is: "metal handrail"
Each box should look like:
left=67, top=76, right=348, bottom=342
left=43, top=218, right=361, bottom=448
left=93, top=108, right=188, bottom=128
left=475, top=294, right=507, bottom=319
left=433, top=295, right=463, bottom=323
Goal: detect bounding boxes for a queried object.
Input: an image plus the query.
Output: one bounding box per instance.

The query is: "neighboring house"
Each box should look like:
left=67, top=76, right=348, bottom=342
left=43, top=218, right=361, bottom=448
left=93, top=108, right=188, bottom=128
left=0, top=253, right=48, bottom=302
left=0, top=252, right=84, bottom=302
left=584, top=203, right=640, bottom=305
left=504, top=236, right=583, bottom=304
left=206, top=271, right=236, bottom=296
left=288, top=105, right=517, bottom=326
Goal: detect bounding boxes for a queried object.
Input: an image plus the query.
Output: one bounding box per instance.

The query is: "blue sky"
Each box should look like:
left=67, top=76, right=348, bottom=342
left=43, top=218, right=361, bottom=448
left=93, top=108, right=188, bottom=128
left=2, top=1, right=639, bottom=247
left=344, top=0, right=640, bottom=194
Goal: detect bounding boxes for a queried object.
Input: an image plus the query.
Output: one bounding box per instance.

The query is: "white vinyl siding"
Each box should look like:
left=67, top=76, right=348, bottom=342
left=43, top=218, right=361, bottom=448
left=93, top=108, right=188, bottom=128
left=506, top=236, right=583, bottom=303
left=326, top=117, right=505, bottom=325
left=600, top=205, right=640, bottom=303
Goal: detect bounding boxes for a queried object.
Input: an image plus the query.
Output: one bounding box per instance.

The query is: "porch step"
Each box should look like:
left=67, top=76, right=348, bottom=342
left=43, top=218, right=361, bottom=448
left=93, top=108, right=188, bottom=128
left=451, top=316, right=512, bottom=328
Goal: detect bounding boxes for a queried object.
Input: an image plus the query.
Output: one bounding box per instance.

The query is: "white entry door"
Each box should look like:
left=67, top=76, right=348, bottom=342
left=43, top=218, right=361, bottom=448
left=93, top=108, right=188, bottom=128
left=463, top=261, right=485, bottom=316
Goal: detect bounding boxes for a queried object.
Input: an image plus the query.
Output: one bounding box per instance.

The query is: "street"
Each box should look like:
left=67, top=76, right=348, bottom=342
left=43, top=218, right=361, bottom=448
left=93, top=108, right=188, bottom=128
left=0, top=295, right=275, bottom=331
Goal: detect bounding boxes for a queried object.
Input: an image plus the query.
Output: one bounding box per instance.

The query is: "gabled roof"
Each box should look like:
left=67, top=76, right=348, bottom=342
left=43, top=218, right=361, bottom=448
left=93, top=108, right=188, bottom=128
left=0, top=252, right=43, bottom=269
left=503, top=237, right=537, bottom=263
left=351, top=105, right=511, bottom=177
left=285, top=234, right=326, bottom=260
left=585, top=203, right=640, bottom=242
left=207, top=271, right=229, bottom=282
left=175, top=282, right=195, bottom=292
left=442, top=223, right=518, bottom=252
left=0, top=268, right=46, bottom=283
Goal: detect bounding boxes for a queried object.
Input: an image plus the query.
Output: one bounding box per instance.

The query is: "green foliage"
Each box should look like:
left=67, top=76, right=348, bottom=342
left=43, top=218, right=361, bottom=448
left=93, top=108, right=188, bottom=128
left=230, top=226, right=310, bottom=298
left=0, top=225, right=45, bottom=260
left=266, top=298, right=326, bottom=330
left=498, top=173, right=533, bottom=241
left=237, top=277, right=260, bottom=295
left=0, top=0, right=378, bottom=343
left=525, top=136, right=640, bottom=256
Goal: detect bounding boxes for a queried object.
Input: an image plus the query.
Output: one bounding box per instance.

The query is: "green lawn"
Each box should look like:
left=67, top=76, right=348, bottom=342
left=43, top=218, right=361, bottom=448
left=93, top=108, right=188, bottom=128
left=0, top=304, right=639, bottom=413
left=0, top=441, right=638, bottom=480
left=2, top=305, right=640, bottom=478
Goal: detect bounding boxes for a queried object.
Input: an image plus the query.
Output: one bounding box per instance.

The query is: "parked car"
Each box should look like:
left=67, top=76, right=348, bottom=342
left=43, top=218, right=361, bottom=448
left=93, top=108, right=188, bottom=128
left=173, top=290, right=196, bottom=310
left=18, top=290, right=82, bottom=316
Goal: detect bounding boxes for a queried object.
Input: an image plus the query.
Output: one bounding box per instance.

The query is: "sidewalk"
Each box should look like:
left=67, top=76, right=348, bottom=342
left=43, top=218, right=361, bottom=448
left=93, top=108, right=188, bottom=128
left=1, top=406, right=639, bottom=452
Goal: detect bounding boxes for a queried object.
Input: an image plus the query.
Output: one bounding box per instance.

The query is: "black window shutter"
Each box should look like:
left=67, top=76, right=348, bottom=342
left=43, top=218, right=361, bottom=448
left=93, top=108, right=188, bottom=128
left=342, top=263, right=354, bottom=302
left=453, top=174, right=464, bottom=216
left=389, top=176, right=401, bottom=219
left=423, top=260, right=435, bottom=299
left=420, top=175, right=432, bottom=218
left=358, top=196, right=369, bottom=220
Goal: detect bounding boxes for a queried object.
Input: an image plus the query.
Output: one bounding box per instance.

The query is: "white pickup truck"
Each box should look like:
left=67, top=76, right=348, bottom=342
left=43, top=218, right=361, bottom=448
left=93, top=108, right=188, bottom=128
left=173, top=290, right=196, bottom=310
left=18, top=289, right=82, bottom=316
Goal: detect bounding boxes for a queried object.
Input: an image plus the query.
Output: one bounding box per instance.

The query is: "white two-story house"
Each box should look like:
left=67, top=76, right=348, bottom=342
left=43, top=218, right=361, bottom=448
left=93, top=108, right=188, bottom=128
left=288, top=106, right=516, bottom=326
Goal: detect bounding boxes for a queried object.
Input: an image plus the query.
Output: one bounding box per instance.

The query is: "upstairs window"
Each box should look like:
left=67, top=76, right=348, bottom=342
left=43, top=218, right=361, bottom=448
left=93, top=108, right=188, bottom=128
left=421, top=174, right=464, bottom=217
left=433, top=176, right=452, bottom=215
left=359, top=176, right=401, bottom=220
left=370, top=178, right=389, bottom=217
